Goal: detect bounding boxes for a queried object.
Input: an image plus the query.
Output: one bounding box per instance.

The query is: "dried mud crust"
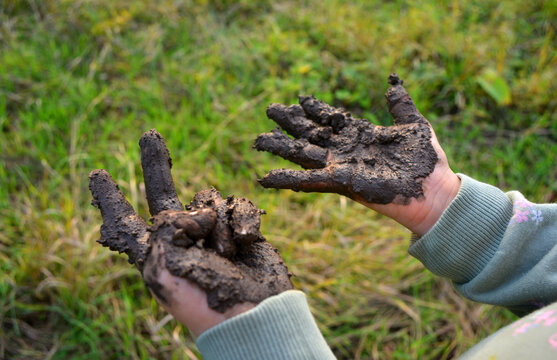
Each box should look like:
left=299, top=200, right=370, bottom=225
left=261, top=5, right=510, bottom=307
left=254, top=74, right=439, bottom=204
left=89, top=130, right=293, bottom=313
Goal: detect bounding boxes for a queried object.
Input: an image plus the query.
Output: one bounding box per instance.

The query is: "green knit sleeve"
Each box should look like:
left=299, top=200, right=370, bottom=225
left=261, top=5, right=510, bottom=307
left=409, top=174, right=557, bottom=315
left=196, top=290, right=336, bottom=360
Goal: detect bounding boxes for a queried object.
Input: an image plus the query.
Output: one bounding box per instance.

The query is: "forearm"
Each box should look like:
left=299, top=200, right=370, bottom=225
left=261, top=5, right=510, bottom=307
left=409, top=174, right=557, bottom=314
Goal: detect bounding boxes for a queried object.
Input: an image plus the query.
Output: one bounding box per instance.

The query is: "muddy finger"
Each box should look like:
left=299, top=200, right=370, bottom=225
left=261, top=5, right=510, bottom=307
left=173, top=208, right=217, bottom=240
left=230, top=197, right=263, bottom=247
left=385, top=73, right=429, bottom=126
left=89, top=169, right=150, bottom=269
left=190, top=188, right=237, bottom=259
left=139, top=129, right=184, bottom=215
left=258, top=168, right=346, bottom=194
left=254, top=128, right=328, bottom=169
left=299, top=95, right=352, bottom=133
left=266, top=103, right=332, bottom=146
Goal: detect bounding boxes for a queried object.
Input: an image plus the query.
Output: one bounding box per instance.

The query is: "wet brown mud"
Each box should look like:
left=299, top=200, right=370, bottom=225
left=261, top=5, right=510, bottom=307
left=89, top=130, right=292, bottom=313
left=254, top=74, right=439, bottom=204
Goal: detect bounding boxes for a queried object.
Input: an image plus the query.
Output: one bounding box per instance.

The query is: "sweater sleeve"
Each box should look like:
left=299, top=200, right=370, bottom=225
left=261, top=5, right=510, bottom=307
left=196, top=290, right=336, bottom=360
left=409, top=174, right=557, bottom=315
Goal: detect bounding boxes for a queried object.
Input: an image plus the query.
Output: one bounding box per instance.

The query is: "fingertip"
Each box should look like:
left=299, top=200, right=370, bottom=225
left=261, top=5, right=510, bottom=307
left=257, top=173, right=278, bottom=189
left=88, top=168, right=112, bottom=186
left=89, top=168, right=107, bottom=178
left=385, top=75, right=428, bottom=125
left=265, top=103, right=284, bottom=119
left=252, top=132, right=271, bottom=152
left=257, top=169, right=307, bottom=191
left=88, top=168, right=120, bottom=202
left=267, top=103, right=305, bottom=119
left=89, top=169, right=112, bottom=208
left=387, top=73, right=403, bottom=86
left=139, top=129, right=171, bottom=165
left=266, top=103, right=293, bottom=124
left=139, top=128, right=164, bottom=147
left=298, top=95, right=314, bottom=106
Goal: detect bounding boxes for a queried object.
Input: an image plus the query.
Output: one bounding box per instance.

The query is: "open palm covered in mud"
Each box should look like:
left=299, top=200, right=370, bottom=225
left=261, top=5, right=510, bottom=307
left=255, top=74, right=439, bottom=205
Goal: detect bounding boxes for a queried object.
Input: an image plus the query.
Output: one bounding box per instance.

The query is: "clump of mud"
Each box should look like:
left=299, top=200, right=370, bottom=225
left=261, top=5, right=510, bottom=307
left=254, top=74, right=439, bottom=205
left=89, top=130, right=292, bottom=312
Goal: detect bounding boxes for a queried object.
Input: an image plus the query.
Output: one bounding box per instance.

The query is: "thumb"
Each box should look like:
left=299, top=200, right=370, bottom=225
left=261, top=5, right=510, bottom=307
left=385, top=73, right=429, bottom=126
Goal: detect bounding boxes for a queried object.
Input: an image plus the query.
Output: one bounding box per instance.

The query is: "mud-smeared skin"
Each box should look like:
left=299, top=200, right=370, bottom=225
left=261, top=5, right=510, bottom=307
left=140, top=129, right=184, bottom=215
left=89, top=129, right=293, bottom=312
left=188, top=188, right=236, bottom=258
left=254, top=74, right=439, bottom=204
left=89, top=169, right=150, bottom=271
left=147, top=210, right=292, bottom=312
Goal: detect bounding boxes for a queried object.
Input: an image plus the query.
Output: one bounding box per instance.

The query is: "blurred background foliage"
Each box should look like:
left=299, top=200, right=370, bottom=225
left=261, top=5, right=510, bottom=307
left=0, top=0, right=555, bottom=358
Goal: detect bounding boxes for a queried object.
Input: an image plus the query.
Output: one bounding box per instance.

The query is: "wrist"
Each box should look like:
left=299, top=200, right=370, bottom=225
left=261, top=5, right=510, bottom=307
left=360, top=165, right=461, bottom=236
left=190, top=302, right=257, bottom=338
left=197, top=291, right=336, bottom=359
left=151, top=267, right=256, bottom=338
left=408, top=167, right=461, bottom=236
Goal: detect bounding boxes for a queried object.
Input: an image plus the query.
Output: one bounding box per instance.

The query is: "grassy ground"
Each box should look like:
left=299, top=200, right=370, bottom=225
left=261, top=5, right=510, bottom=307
left=1, top=0, right=555, bottom=358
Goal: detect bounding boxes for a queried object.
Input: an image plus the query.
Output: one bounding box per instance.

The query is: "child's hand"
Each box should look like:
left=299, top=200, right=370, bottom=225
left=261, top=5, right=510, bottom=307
left=255, top=74, right=460, bottom=236
left=89, top=130, right=292, bottom=337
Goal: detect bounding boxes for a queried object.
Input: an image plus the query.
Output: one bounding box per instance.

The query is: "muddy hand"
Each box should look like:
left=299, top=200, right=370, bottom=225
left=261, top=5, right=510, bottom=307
left=255, top=74, right=462, bottom=236
left=89, top=129, right=293, bottom=324
left=255, top=74, right=440, bottom=205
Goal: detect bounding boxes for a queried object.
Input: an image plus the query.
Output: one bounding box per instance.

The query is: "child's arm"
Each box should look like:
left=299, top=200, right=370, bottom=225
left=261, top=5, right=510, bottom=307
left=89, top=130, right=336, bottom=359
left=410, top=174, right=557, bottom=315
left=255, top=76, right=557, bottom=312
left=254, top=74, right=461, bottom=237
left=196, top=176, right=557, bottom=359
left=196, top=290, right=335, bottom=359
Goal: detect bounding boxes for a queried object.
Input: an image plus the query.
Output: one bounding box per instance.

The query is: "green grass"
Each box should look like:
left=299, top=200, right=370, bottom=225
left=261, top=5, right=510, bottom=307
left=1, top=0, right=555, bottom=358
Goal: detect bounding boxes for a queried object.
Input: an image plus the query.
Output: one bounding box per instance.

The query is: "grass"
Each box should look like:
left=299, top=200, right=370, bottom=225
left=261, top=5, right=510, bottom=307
left=1, top=0, right=555, bottom=358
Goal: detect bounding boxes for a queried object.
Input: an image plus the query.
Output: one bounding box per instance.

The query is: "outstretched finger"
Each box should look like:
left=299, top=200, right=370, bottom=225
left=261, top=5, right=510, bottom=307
left=385, top=73, right=429, bottom=126
left=139, top=129, right=184, bottom=216
left=299, top=95, right=352, bottom=133
left=258, top=167, right=348, bottom=195
left=89, top=169, right=149, bottom=269
left=254, top=128, right=328, bottom=169
left=266, top=103, right=332, bottom=146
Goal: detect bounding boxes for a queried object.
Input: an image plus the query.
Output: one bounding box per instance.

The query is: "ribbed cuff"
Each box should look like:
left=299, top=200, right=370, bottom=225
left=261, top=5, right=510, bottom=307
left=408, top=174, right=514, bottom=283
left=196, top=290, right=336, bottom=360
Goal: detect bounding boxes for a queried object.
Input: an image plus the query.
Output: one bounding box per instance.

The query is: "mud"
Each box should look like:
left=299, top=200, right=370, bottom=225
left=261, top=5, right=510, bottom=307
left=89, top=169, right=150, bottom=270
left=254, top=73, right=439, bottom=204
left=89, top=129, right=292, bottom=312
left=145, top=208, right=292, bottom=312
left=140, top=129, right=184, bottom=215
